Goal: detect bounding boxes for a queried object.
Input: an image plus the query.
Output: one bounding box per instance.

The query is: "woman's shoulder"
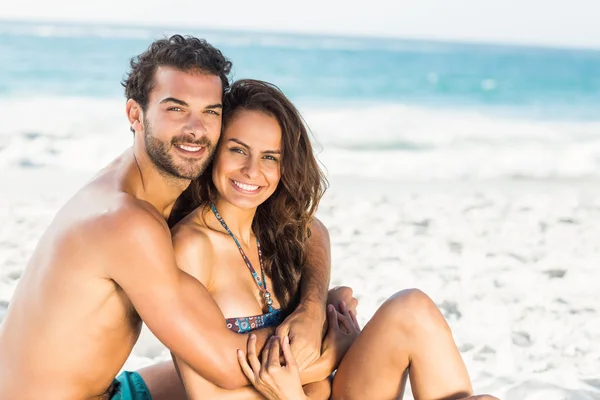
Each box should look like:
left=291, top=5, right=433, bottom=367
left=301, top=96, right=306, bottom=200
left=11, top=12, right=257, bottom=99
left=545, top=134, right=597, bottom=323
left=172, top=205, right=210, bottom=237
left=171, top=207, right=218, bottom=283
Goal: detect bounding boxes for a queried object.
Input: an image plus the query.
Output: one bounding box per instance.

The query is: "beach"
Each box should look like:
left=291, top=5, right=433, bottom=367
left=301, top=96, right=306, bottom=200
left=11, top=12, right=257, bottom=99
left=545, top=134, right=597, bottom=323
left=1, top=21, right=600, bottom=399
left=1, top=168, right=599, bottom=399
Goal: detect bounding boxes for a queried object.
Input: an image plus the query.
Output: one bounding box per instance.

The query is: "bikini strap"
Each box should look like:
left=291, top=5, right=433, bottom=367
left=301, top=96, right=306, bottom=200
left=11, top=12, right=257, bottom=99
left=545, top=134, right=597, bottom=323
left=210, top=203, right=275, bottom=312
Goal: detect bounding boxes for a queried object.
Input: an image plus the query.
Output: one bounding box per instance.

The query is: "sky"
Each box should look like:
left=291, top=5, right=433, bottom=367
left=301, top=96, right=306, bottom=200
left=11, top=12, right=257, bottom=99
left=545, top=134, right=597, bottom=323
left=1, top=0, right=599, bottom=49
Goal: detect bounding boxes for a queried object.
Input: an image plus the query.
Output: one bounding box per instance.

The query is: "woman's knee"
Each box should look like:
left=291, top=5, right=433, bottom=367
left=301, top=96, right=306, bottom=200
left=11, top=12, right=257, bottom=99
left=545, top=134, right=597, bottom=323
left=375, top=288, right=449, bottom=334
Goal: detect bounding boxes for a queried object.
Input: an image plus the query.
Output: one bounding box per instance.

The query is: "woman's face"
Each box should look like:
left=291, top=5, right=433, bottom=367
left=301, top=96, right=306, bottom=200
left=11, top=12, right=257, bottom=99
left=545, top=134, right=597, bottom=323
left=212, top=109, right=283, bottom=210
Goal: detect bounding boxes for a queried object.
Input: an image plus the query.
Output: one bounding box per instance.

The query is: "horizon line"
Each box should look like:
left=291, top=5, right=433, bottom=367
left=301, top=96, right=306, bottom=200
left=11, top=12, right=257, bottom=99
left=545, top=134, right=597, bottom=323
left=2, top=17, right=600, bottom=53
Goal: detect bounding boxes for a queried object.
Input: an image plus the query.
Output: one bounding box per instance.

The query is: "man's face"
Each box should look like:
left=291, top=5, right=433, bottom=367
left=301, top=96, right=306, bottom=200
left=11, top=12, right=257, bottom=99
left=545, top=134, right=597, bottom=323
left=141, top=66, right=223, bottom=180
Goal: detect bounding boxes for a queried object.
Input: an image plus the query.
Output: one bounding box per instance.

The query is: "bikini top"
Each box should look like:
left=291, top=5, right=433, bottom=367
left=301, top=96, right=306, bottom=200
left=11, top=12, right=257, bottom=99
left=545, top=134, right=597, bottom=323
left=210, top=204, right=283, bottom=334
left=225, top=309, right=283, bottom=333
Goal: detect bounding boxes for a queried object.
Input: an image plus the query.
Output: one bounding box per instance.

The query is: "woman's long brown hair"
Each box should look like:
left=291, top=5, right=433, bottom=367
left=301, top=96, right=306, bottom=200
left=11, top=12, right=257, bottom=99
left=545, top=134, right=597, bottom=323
left=169, top=79, right=328, bottom=312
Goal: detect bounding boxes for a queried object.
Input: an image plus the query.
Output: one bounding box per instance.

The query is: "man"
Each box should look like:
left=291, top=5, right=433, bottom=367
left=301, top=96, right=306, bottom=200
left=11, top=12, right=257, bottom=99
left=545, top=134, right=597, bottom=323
left=0, top=35, right=350, bottom=399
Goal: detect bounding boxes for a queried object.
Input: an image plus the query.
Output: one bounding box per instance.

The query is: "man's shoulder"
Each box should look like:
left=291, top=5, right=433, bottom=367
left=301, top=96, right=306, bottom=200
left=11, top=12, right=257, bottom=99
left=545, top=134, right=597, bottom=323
left=114, top=193, right=165, bottom=226
left=82, top=192, right=176, bottom=278
left=79, top=191, right=168, bottom=245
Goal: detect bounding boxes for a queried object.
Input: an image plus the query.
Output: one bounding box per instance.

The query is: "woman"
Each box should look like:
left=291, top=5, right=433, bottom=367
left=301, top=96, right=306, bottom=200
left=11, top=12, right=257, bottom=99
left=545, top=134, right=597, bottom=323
left=168, top=79, right=497, bottom=400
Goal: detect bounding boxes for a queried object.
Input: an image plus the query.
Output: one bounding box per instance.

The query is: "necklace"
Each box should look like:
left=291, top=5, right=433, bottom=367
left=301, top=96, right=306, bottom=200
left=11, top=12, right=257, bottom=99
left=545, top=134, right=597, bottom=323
left=210, top=203, right=275, bottom=313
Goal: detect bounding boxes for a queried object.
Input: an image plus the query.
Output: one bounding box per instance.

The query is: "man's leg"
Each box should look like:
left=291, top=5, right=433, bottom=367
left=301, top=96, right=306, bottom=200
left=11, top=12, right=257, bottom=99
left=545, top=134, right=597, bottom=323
left=332, top=289, right=481, bottom=400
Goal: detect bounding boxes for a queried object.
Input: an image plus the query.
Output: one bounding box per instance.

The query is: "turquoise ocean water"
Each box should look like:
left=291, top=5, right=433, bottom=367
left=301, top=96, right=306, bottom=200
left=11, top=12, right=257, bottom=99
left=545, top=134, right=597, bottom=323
left=1, top=20, right=599, bottom=179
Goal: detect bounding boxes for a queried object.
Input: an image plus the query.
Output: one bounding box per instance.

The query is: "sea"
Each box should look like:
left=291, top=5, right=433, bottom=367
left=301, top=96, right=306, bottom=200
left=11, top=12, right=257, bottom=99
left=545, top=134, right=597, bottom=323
left=1, top=20, right=599, bottom=180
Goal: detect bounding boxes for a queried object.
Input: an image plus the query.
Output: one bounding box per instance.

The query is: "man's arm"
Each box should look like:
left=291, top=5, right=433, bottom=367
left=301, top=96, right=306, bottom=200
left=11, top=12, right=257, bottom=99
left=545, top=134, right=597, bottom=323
left=101, top=205, right=273, bottom=390
left=276, top=218, right=331, bottom=370
left=300, top=218, right=331, bottom=307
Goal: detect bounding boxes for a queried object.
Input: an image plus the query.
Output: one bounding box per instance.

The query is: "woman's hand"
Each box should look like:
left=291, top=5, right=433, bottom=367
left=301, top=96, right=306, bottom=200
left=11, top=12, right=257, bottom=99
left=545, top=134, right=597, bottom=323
left=238, top=334, right=308, bottom=400
left=321, top=301, right=361, bottom=368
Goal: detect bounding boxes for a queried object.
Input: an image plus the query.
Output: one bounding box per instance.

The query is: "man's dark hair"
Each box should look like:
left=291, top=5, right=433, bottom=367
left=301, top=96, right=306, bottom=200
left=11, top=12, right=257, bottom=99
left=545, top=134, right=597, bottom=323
left=122, top=34, right=232, bottom=110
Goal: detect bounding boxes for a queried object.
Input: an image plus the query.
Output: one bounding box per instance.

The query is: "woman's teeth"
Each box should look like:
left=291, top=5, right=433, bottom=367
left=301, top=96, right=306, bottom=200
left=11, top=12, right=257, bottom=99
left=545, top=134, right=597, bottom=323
left=233, top=180, right=260, bottom=191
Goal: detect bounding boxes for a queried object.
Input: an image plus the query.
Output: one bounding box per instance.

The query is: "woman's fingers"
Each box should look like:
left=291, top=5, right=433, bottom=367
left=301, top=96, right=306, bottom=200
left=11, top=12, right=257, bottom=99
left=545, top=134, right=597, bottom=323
left=268, top=336, right=282, bottom=368
left=337, top=302, right=352, bottom=330
left=339, top=300, right=348, bottom=315
left=247, top=334, right=262, bottom=373
left=262, top=336, right=275, bottom=367
left=282, top=335, right=298, bottom=370
left=237, top=349, right=255, bottom=383
left=337, top=311, right=354, bottom=332
left=338, top=300, right=357, bottom=333
left=349, top=309, right=361, bottom=331
left=328, top=304, right=340, bottom=331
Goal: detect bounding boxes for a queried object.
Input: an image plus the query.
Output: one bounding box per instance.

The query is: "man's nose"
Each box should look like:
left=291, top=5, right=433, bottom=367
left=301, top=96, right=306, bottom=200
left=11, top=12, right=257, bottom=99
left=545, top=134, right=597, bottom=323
left=186, top=114, right=207, bottom=137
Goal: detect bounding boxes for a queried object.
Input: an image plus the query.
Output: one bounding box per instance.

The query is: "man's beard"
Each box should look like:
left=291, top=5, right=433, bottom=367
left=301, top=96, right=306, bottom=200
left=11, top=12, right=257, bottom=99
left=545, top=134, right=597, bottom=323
left=143, top=117, right=215, bottom=180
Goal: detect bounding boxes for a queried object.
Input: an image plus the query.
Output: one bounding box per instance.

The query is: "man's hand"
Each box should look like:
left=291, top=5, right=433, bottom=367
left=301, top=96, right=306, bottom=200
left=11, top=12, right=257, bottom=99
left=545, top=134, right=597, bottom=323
left=275, top=286, right=358, bottom=371
left=278, top=218, right=331, bottom=370
left=276, top=302, right=326, bottom=371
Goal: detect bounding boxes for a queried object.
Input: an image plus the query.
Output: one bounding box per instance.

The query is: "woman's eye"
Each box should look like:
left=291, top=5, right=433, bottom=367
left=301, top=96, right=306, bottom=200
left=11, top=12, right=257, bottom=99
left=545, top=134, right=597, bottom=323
left=263, top=155, right=279, bottom=162
left=230, top=147, right=245, bottom=155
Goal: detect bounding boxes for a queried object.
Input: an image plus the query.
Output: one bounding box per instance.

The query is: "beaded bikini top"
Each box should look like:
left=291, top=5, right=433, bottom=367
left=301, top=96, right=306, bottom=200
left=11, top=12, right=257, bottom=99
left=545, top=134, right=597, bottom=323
left=210, top=204, right=283, bottom=333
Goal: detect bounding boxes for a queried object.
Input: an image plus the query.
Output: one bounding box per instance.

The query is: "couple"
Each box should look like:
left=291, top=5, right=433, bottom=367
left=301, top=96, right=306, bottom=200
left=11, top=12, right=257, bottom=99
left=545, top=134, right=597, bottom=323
left=0, top=35, right=497, bottom=400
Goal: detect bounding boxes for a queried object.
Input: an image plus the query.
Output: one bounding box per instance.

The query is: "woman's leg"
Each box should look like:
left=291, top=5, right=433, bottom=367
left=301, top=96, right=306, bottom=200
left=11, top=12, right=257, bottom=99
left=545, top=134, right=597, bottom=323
left=137, top=360, right=188, bottom=400
left=331, top=289, right=495, bottom=400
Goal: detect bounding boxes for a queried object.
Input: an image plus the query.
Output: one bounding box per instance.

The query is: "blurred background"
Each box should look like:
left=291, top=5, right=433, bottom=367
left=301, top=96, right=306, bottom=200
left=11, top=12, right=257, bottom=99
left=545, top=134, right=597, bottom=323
left=1, top=2, right=599, bottom=399
left=1, top=0, right=599, bottom=179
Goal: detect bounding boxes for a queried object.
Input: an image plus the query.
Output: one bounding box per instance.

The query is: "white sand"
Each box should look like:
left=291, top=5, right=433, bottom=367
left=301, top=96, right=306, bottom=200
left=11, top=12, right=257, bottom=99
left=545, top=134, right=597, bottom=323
left=1, top=168, right=599, bottom=399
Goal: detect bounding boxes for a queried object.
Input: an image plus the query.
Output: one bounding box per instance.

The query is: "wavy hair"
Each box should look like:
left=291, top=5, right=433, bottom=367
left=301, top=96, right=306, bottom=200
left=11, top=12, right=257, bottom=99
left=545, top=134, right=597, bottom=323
left=122, top=34, right=232, bottom=111
left=170, top=79, right=328, bottom=311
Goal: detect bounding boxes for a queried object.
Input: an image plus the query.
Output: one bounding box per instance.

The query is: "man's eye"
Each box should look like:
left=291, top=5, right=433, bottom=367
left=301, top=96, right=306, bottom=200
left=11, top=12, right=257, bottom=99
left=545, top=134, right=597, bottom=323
left=206, top=110, right=221, bottom=116
left=168, top=107, right=182, bottom=112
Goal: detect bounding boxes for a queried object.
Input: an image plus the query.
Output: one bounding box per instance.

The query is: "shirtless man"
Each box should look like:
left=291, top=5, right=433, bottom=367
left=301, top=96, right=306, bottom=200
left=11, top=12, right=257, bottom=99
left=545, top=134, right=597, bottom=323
left=0, top=35, right=341, bottom=400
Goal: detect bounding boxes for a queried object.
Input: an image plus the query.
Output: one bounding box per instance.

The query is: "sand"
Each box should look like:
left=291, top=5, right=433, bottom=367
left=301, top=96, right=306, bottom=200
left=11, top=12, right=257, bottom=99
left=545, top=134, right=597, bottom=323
left=1, top=168, right=599, bottom=399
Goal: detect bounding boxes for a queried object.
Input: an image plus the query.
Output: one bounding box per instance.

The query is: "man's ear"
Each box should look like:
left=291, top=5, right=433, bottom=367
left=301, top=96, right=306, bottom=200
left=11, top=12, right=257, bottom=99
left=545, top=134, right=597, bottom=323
left=126, top=99, right=143, bottom=134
